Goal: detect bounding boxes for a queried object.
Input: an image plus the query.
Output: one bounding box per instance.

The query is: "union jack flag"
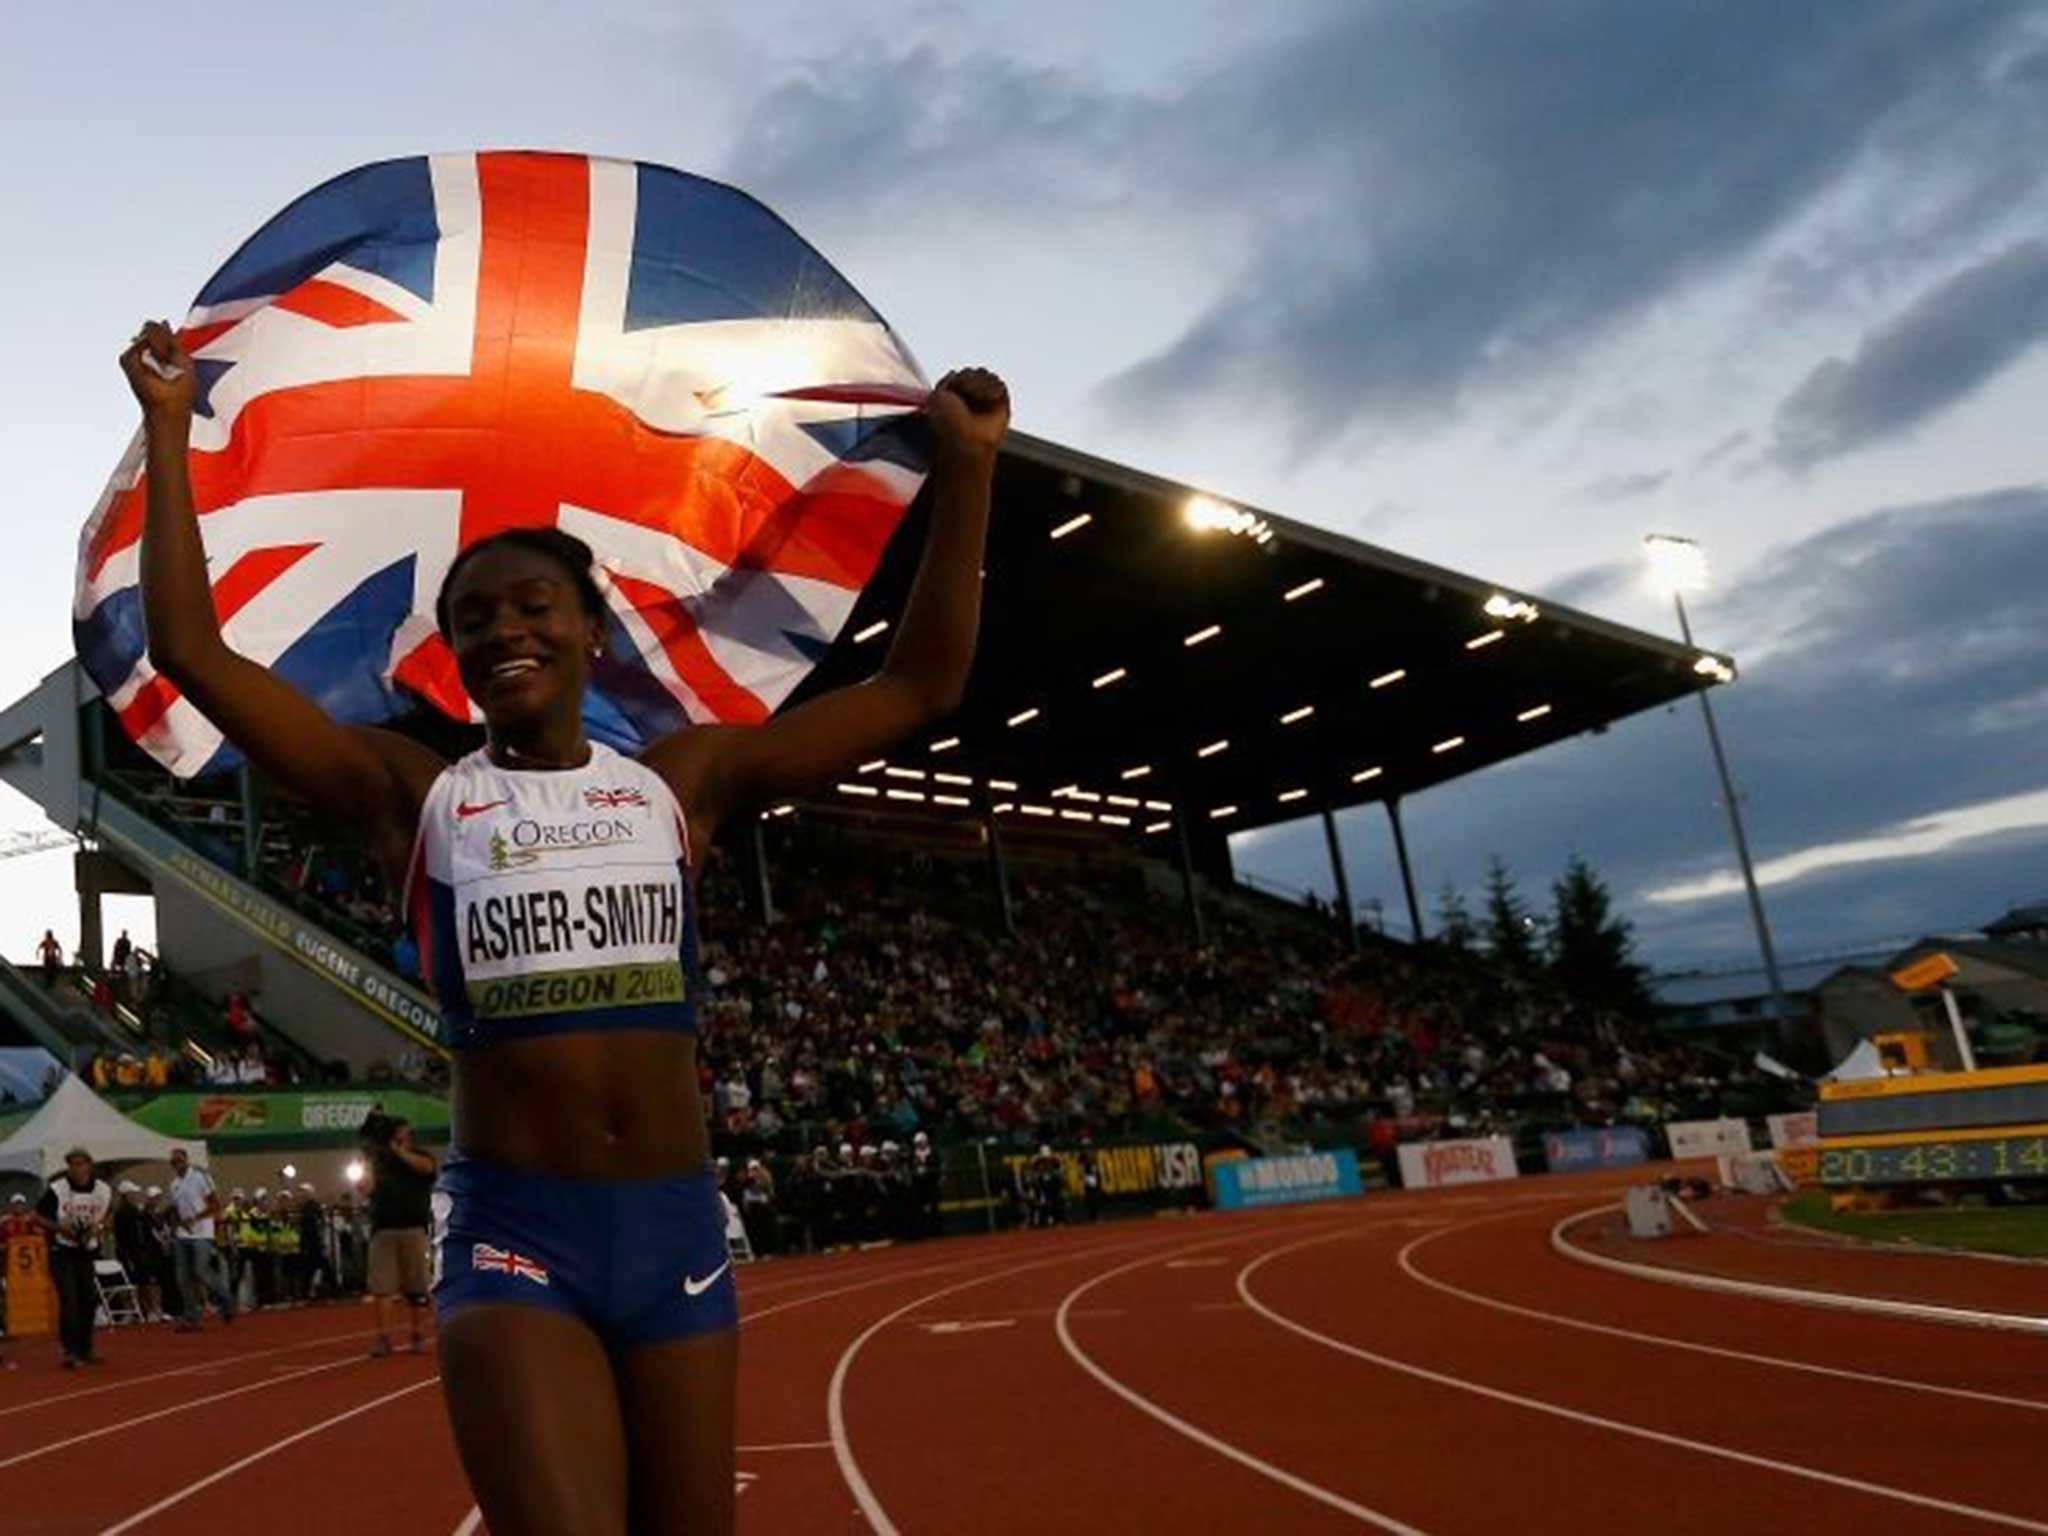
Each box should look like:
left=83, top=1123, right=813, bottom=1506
left=582, top=786, right=648, bottom=811
left=74, top=152, right=931, bottom=778
left=471, top=1242, right=550, bottom=1285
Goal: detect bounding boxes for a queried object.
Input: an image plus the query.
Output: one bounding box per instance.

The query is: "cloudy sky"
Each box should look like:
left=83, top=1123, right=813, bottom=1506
left=2, top=1, right=2044, bottom=975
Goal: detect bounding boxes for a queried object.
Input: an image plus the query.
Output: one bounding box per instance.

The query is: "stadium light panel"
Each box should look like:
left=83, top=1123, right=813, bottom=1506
left=1284, top=577, right=1325, bottom=602
left=1280, top=704, right=1314, bottom=725
left=884, top=766, right=926, bottom=781
left=1120, top=764, right=1152, bottom=780
left=1093, top=667, right=1128, bottom=689
left=1432, top=736, right=1466, bottom=754
left=854, top=620, right=889, bottom=643
left=1483, top=593, right=1541, bottom=623
left=768, top=804, right=795, bottom=818
left=1099, top=813, right=1132, bottom=827
left=1277, top=788, right=1308, bottom=803
left=1465, top=630, right=1505, bottom=651
left=933, top=771, right=973, bottom=786
left=838, top=782, right=881, bottom=797
left=1106, top=794, right=1140, bottom=807
left=1644, top=534, right=1709, bottom=595
left=1183, top=624, right=1222, bottom=648
left=1370, top=669, right=1406, bottom=689
left=992, top=802, right=1015, bottom=814
left=933, top=794, right=971, bottom=807
left=1516, top=704, right=1553, bottom=723
left=885, top=788, right=926, bottom=802
left=1059, top=809, right=1094, bottom=823
left=1007, top=707, right=1041, bottom=727
left=1694, top=655, right=1736, bottom=684
left=928, top=737, right=961, bottom=753
left=1021, top=804, right=1055, bottom=817
left=1050, top=512, right=1092, bottom=540
left=1209, top=804, right=1239, bottom=820
left=988, top=778, right=1020, bottom=792
left=1196, top=739, right=1229, bottom=758
left=1143, top=820, right=1171, bottom=835
left=1351, top=766, right=1383, bottom=784
left=1069, top=790, right=1102, bottom=803
left=858, top=759, right=885, bottom=774
left=1144, top=800, right=1172, bottom=811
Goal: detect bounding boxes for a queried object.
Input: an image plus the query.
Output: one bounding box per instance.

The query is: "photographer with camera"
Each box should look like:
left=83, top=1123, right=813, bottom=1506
left=362, top=1110, right=437, bottom=1357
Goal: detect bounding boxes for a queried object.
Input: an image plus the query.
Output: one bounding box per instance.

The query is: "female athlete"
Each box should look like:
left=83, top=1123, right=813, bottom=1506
left=122, top=319, right=1007, bottom=1534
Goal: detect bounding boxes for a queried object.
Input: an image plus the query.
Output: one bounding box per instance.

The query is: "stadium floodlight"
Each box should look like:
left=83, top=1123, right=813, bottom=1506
left=1092, top=667, right=1128, bottom=688
left=1641, top=533, right=1790, bottom=1037
left=1184, top=494, right=1274, bottom=543
left=1143, top=820, right=1171, bottom=834
left=838, top=782, right=881, bottom=797
left=1369, top=669, right=1406, bottom=689
left=1483, top=593, right=1540, bottom=623
left=281, top=1164, right=297, bottom=1180
left=858, top=759, right=885, bottom=774
left=853, top=619, right=890, bottom=643
left=1643, top=533, right=1709, bottom=595
left=1431, top=736, right=1465, bottom=754
left=1196, top=739, right=1229, bottom=758
left=1284, top=577, right=1325, bottom=602
left=1280, top=705, right=1314, bottom=725
left=1351, top=765, right=1383, bottom=784
left=1119, top=765, right=1152, bottom=780
left=1183, top=624, right=1222, bottom=648
left=1277, top=789, right=1308, bottom=803
left=1465, top=630, right=1505, bottom=651
left=884, top=766, right=926, bottom=781
left=1006, top=707, right=1041, bottom=727
left=1209, top=804, right=1239, bottom=820
left=1516, top=704, right=1553, bottom=723
left=933, top=794, right=971, bottom=807
left=928, top=737, right=961, bottom=753
left=1050, top=512, right=1092, bottom=540
left=344, top=1160, right=365, bottom=1186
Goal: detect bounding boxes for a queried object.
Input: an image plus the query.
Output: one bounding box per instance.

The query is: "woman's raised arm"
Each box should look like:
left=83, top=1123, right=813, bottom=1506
left=121, top=321, right=439, bottom=836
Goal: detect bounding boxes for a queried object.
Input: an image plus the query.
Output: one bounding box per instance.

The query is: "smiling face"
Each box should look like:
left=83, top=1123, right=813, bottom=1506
left=442, top=543, right=603, bottom=736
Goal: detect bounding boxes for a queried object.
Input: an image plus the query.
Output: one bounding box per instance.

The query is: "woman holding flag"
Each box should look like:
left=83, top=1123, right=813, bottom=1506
left=121, top=317, right=1006, bottom=1535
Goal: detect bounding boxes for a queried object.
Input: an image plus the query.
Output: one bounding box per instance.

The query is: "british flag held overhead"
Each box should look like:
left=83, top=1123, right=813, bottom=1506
left=75, top=152, right=932, bottom=778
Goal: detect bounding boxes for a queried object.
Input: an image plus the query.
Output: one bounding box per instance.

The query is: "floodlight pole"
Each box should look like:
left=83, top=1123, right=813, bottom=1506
left=984, top=812, right=1015, bottom=936
left=1384, top=798, right=1424, bottom=945
left=1321, top=808, right=1360, bottom=952
left=1671, top=591, right=1791, bottom=1033
left=1175, top=813, right=1207, bottom=947
left=742, top=818, right=776, bottom=926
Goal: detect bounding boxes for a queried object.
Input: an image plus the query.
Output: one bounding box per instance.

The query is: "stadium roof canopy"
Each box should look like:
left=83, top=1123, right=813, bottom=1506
left=786, top=430, right=1734, bottom=849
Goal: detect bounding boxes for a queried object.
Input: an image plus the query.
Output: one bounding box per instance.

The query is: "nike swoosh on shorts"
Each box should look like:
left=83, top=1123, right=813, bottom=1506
left=683, top=1259, right=731, bottom=1297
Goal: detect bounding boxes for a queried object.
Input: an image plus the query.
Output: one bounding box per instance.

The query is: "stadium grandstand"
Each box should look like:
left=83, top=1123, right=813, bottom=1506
left=0, top=428, right=1767, bottom=1208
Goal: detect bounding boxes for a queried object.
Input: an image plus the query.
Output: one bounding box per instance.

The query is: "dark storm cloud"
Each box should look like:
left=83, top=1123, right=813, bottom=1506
left=1540, top=555, right=1636, bottom=611
left=726, top=3, right=2044, bottom=443
left=1244, top=483, right=2048, bottom=965
left=1770, top=239, right=2048, bottom=467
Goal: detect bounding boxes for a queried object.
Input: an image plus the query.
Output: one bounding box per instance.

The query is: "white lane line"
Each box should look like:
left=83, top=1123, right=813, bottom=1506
left=739, top=1440, right=834, bottom=1452
left=450, top=1507, right=482, bottom=1536
left=1240, top=1230, right=2048, bottom=1534
left=99, top=1375, right=440, bottom=1535
left=1401, top=1218, right=2048, bottom=1414
left=744, top=1255, right=990, bottom=1327
left=829, top=1232, right=1166, bottom=1536
left=1, top=1354, right=362, bottom=1468
left=1552, top=1204, right=2048, bottom=1334
left=1053, top=1228, right=1427, bottom=1535
left=0, top=1328, right=375, bottom=1418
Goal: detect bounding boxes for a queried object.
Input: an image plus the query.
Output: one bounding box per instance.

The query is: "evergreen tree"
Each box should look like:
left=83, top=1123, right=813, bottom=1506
left=1434, top=881, right=1475, bottom=950
left=1482, top=856, right=1540, bottom=972
left=1548, top=854, right=1652, bottom=1019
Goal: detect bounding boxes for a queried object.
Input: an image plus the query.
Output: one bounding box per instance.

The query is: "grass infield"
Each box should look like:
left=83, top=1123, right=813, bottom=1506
left=1782, top=1188, right=2048, bottom=1260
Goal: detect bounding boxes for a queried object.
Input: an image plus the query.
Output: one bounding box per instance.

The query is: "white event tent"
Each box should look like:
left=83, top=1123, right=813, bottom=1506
left=0, top=1074, right=207, bottom=1180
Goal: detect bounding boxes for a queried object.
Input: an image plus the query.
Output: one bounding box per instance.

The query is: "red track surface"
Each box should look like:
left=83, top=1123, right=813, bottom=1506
left=10, top=1165, right=2048, bottom=1534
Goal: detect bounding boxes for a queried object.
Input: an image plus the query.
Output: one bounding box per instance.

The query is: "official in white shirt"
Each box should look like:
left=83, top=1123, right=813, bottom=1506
left=167, top=1146, right=235, bottom=1331
left=36, top=1147, right=112, bottom=1368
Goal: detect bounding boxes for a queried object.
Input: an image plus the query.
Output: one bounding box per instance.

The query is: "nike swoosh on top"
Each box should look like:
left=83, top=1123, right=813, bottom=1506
left=683, top=1259, right=731, bottom=1298
left=455, top=799, right=511, bottom=819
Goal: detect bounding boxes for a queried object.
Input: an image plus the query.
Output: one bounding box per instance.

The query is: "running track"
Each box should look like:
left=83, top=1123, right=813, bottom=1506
left=8, top=1165, right=2048, bottom=1534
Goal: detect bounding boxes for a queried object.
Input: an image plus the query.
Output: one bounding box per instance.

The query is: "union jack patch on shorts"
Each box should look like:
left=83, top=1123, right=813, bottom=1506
left=471, top=1242, right=551, bottom=1286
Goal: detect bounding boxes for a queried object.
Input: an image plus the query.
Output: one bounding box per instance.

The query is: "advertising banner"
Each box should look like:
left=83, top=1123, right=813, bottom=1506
left=1665, top=1118, right=1754, bottom=1159
left=1397, top=1136, right=1519, bottom=1189
left=999, top=1140, right=1204, bottom=1200
left=1542, top=1126, right=1651, bottom=1173
left=1211, top=1150, right=1364, bottom=1210
left=123, top=1089, right=450, bottom=1145
left=1766, top=1112, right=1818, bottom=1149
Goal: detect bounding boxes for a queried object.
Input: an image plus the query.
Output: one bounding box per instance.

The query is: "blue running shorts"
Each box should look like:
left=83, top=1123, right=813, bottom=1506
left=432, top=1158, right=738, bottom=1349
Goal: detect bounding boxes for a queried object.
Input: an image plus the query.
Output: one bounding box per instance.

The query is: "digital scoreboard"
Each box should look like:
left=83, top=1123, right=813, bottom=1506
left=1818, top=1131, right=2048, bottom=1187
left=1818, top=1062, right=2048, bottom=1188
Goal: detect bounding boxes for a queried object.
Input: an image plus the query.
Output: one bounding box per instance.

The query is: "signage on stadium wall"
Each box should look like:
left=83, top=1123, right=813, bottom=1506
left=123, top=1089, right=450, bottom=1144
left=1212, top=1150, right=1364, bottom=1210
left=1765, top=1112, right=1818, bottom=1149
left=1396, top=1136, right=1519, bottom=1189
left=92, top=791, right=445, bottom=1051
left=1664, top=1117, right=1754, bottom=1159
left=1542, top=1126, right=1651, bottom=1172
left=1000, top=1141, right=1203, bottom=1198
